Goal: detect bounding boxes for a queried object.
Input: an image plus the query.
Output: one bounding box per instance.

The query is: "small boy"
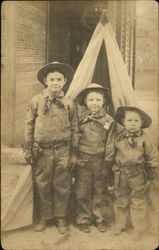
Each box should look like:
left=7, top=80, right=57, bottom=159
left=75, top=83, right=114, bottom=233
left=24, top=62, right=79, bottom=233
left=105, top=105, right=157, bottom=240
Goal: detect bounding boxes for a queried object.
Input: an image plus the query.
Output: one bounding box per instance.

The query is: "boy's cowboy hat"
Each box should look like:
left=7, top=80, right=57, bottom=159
left=37, top=61, right=74, bottom=85
left=115, top=105, right=152, bottom=128
left=76, top=83, right=111, bottom=106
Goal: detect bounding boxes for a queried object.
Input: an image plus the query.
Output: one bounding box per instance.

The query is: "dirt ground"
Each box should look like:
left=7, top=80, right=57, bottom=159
left=1, top=90, right=159, bottom=250
left=1, top=224, right=158, bottom=250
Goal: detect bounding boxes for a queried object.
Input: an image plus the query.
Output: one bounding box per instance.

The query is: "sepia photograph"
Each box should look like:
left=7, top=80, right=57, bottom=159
left=1, top=0, right=158, bottom=249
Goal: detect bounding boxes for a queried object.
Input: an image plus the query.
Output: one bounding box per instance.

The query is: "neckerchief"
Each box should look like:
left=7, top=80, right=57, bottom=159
left=79, top=108, right=107, bottom=126
left=43, top=89, right=65, bottom=114
left=118, top=129, right=143, bottom=147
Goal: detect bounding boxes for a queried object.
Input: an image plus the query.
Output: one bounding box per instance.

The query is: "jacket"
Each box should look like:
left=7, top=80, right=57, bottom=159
left=25, top=89, right=79, bottom=148
left=77, top=105, right=114, bottom=155
left=105, top=126, right=157, bottom=171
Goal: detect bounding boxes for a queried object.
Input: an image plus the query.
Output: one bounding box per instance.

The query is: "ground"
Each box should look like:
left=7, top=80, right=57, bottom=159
left=1, top=90, right=158, bottom=250
left=1, top=224, right=158, bottom=250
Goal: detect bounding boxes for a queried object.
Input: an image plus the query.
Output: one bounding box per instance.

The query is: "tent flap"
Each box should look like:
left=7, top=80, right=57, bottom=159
left=2, top=166, right=33, bottom=231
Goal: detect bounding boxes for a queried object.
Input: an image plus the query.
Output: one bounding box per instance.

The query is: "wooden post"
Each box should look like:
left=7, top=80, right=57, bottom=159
left=46, top=1, right=50, bottom=63
left=132, top=7, right=136, bottom=88
left=1, top=2, right=16, bottom=146
left=107, top=0, right=117, bottom=33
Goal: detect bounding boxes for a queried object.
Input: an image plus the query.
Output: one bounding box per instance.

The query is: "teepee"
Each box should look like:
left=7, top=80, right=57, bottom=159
left=2, top=11, right=137, bottom=231
left=66, top=10, right=137, bottom=110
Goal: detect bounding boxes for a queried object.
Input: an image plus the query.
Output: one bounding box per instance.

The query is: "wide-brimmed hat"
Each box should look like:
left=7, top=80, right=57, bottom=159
left=76, top=83, right=111, bottom=106
left=37, top=61, right=74, bottom=86
left=115, top=105, right=152, bottom=128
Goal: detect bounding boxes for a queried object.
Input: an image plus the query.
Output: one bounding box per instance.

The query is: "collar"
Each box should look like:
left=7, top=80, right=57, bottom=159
left=43, top=89, right=64, bottom=100
left=83, top=107, right=107, bottom=119
left=79, top=107, right=108, bottom=126
left=118, top=128, right=143, bottom=141
left=43, top=89, right=65, bottom=114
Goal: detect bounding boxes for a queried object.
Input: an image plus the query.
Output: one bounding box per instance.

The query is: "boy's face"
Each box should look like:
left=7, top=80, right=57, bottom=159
left=85, top=91, right=104, bottom=114
left=123, top=111, right=142, bottom=133
left=44, top=71, right=67, bottom=93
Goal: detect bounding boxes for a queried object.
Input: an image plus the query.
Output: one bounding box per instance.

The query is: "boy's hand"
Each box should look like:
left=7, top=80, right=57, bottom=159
left=68, top=147, right=78, bottom=170
left=108, top=185, right=114, bottom=195
left=146, top=168, right=157, bottom=181
left=106, top=172, right=114, bottom=187
left=25, top=150, right=34, bottom=166
left=68, top=154, right=77, bottom=171
left=144, top=168, right=157, bottom=192
left=104, top=161, right=114, bottom=187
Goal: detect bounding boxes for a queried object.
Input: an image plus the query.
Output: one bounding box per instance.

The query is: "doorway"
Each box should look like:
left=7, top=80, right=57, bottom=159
left=48, top=1, right=107, bottom=71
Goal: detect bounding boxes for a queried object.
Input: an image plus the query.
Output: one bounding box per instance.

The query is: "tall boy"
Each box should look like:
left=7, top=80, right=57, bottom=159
left=75, top=83, right=114, bottom=233
left=24, top=62, right=79, bottom=233
left=105, top=106, right=157, bottom=240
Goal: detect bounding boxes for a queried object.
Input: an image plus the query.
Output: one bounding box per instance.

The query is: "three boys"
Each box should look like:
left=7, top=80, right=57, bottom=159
left=24, top=61, right=157, bottom=240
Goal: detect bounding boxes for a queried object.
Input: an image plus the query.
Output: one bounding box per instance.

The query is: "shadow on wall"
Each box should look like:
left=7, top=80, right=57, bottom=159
left=135, top=88, right=158, bottom=149
left=135, top=70, right=158, bottom=93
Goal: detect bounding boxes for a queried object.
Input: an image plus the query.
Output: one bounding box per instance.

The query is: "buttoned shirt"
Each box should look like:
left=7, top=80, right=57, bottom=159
left=77, top=106, right=114, bottom=155
left=25, top=89, right=79, bottom=147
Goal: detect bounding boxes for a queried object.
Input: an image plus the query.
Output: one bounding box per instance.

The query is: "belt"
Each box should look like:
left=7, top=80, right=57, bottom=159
left=78, top=152, right=104, bottom=166
left=119, top=166, right=144, bottom=174
left=113, top=163, right=144, bottom=174
left=35, top=140, right=69, bottom=149
left=79, top=151, right=104, bottom=159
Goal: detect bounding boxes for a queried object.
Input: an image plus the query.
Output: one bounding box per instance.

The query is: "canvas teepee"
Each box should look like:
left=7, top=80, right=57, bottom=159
left=66, top=11, right=137, bottom=109
left=2, top=11, right=137, bottom=231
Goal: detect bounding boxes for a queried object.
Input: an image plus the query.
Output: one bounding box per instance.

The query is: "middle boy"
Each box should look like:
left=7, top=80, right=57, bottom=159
left=75, top=83, right=114, bottom=233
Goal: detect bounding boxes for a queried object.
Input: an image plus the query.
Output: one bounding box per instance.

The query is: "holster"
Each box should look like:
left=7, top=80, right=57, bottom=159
left=32, top=142, right=43, bottom=161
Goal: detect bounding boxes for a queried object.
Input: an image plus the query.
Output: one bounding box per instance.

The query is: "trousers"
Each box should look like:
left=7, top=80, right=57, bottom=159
left=32, top=143, right=71, bottom=222
left=114, top=168, right=148, bottom=232
left=75, top=152, right=113, bottom=225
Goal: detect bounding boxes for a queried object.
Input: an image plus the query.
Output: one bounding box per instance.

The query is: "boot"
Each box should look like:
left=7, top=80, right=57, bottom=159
left=131, top=230, right=142, bottom=241
left=33, top=220, right=46, bottom=232
left=114, top=206, right=129, bottom=232
left=130, top=206, right=147, bottom=234
left=96, top=222, right=107, bottom=232
left=56, top=218, right=68, bottom=234
left=78, top=224, right=91, bottom=233
left=113, top=227, right=123, bottom=235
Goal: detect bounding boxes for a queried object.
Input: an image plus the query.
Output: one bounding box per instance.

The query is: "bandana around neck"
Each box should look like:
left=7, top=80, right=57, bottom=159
left=43, top=89, right=65, bottom=114
left=119, top=129, right=143, bottom=147
left=79, top=108, right=107, bottom=125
